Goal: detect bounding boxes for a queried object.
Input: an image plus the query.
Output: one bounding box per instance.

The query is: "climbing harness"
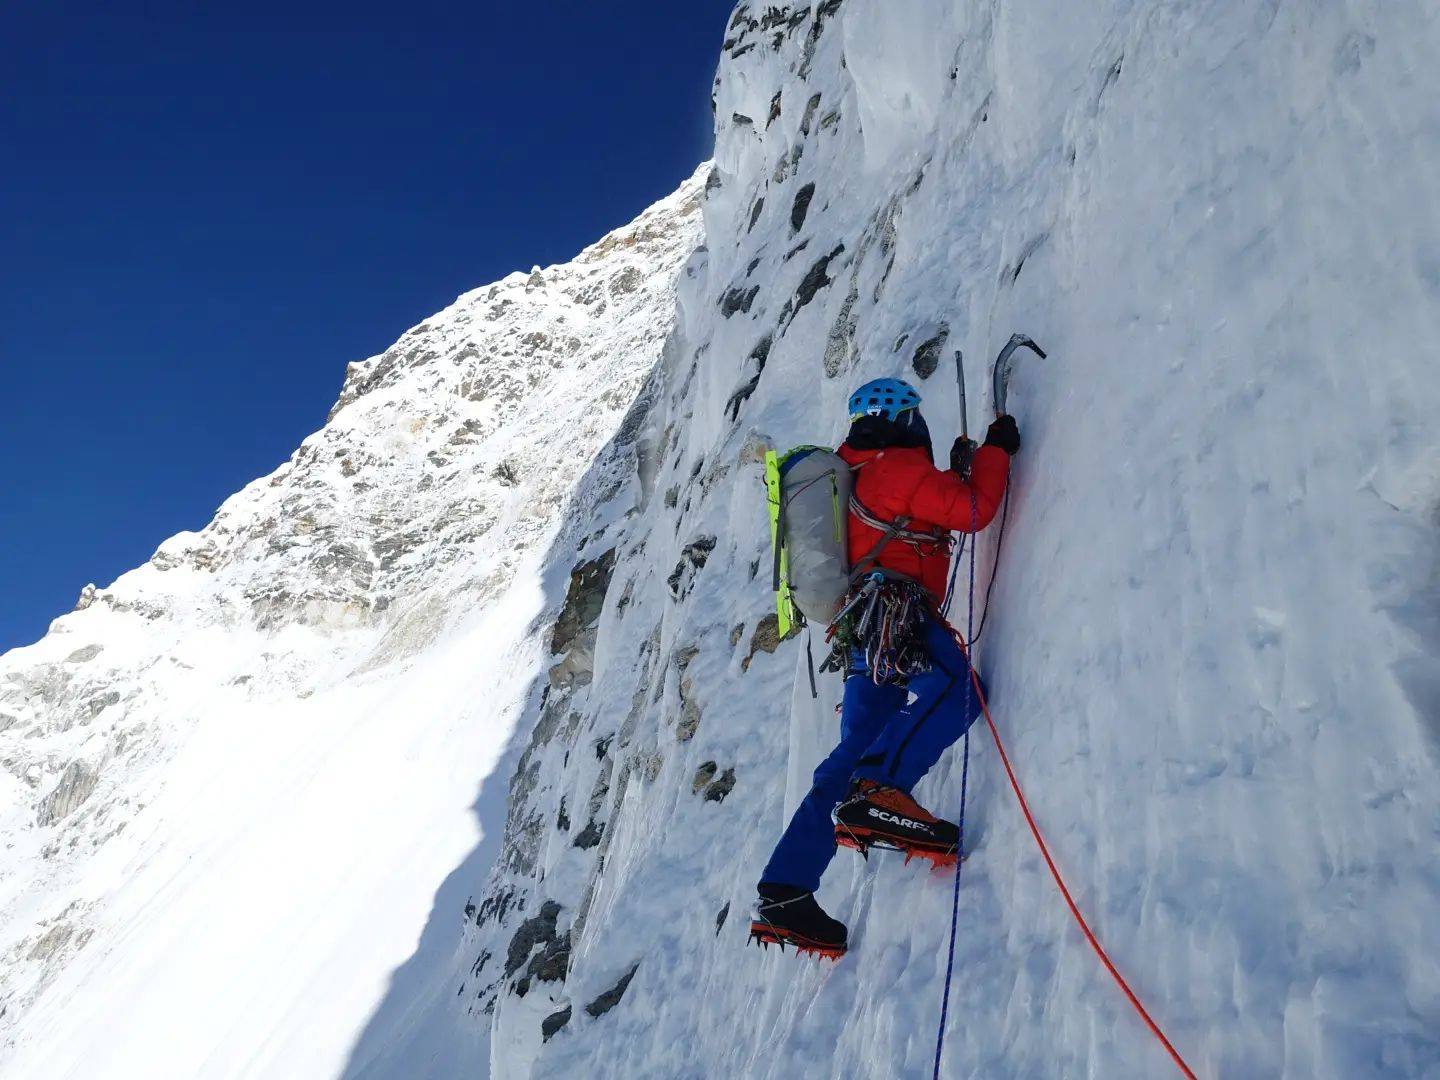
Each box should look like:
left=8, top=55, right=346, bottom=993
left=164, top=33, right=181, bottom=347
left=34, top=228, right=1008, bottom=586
left=815, top=484, right=950, bottom=686
left=823, top=571, right=933, bottom=684
left=847, top=493, right=950, bottom=565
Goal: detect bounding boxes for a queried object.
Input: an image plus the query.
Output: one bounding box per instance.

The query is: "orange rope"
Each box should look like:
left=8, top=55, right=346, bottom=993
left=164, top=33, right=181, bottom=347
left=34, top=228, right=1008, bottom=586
left=957, top=639, right=1199, bottom=1079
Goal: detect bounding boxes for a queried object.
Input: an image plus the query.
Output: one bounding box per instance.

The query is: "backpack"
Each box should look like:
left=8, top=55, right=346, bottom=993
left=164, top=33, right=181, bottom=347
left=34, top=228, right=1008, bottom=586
left=766, top=445, right=936, bottom=642
left=764, top=446, right=853, bottom=638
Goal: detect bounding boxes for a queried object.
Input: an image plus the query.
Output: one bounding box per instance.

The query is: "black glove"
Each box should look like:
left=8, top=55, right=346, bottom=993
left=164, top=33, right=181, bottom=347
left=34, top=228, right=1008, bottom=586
left=983, top=414, right=1021, bottom=456
left=949, top=436, right=977, bottom=475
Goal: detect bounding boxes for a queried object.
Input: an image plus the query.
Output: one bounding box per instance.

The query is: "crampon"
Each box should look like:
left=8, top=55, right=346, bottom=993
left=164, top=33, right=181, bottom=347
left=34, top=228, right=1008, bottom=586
left=748, top=919, right=847, bottom=961
left=833, top=780, right=962, bottom=870
left=834, top=821, right=962, bottom=869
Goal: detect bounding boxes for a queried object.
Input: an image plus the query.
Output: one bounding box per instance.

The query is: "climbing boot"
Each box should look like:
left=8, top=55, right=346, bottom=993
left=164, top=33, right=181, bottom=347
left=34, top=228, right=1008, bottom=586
left=833, top=779, right=961, bottom=868
left=748, top=883, right=847, bottom=960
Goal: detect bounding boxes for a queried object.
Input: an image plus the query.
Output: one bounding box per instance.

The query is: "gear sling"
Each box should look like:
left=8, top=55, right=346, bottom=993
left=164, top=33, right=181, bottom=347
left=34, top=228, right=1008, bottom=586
left=764, top=446, right=946, bottom=692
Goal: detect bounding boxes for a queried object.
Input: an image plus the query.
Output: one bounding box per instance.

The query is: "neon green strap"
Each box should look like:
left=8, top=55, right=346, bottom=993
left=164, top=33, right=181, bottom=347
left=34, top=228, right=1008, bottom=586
left=764, top=450, right=796, bottom=638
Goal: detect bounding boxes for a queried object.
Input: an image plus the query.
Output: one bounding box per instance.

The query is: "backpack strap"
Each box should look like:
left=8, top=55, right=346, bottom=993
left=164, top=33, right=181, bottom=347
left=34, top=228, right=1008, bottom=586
left=846, top=493, right=948, bottom=583
left=848, top=493, right=945, bottom=544
left=805, top=629, right=819, bottom=699
left=847, top=512, right=913, bottom=582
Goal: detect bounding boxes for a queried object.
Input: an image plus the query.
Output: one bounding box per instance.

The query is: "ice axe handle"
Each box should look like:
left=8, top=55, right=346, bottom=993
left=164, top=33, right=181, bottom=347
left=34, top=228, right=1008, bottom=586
left=953, top=349, right=969, bottom=442
left=992, top=334, right=1047, bottom=417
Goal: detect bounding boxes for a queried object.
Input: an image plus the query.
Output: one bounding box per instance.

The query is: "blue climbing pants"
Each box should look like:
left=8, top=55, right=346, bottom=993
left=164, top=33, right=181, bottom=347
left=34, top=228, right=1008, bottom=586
left=758, top=614, right=983, bottom=892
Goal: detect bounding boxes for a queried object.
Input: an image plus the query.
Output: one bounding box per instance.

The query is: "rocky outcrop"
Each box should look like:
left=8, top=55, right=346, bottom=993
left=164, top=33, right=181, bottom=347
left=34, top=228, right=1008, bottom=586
left=34, top=762, right=100, bottom=827
left=551, top=551, right=617, bottom=657
left=505, top=900, right=563, bottom=980
left=741, top=613, right=783, bottom=672
left=584, top=963, right=639, bottom=1019
left=666, top=536, right=716, bottom=600
left=700, top=767, right=736, bottom=804
left=909, top=324, right=948, bottom=380
left=549, top=550, right=617, bottom=690
left=541, top=1005, right=571, bottom=1042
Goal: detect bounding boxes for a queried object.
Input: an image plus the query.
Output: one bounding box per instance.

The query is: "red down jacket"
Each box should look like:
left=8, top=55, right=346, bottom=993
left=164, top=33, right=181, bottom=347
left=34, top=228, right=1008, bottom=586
left=837, top=442, right=1010, bottom=603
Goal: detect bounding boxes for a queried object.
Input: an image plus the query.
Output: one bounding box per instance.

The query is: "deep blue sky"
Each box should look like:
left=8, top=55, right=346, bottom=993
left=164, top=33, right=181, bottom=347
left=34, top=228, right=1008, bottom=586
left=0, top=1, right=733, bottom=653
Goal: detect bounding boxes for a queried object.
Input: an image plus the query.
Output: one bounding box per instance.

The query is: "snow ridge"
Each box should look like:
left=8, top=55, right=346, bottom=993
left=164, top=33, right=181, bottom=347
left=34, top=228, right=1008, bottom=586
left=0, top=171, right=704, bottom=1078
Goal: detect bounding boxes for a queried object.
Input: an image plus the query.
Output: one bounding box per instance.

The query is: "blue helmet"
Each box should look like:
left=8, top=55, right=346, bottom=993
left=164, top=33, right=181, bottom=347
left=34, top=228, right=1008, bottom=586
left=848, top=378, right=921, bottom=421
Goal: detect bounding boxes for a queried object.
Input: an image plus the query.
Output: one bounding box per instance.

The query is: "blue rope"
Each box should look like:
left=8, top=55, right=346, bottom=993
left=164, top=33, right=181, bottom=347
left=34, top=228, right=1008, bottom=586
left=940, top=533, right=966, bottom=619
left=932, top=490, right=978, bottom=1079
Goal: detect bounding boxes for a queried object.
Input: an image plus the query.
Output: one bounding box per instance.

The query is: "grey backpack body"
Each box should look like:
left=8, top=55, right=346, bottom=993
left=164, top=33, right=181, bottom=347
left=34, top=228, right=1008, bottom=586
left=766, top=446, right=853, bottom=634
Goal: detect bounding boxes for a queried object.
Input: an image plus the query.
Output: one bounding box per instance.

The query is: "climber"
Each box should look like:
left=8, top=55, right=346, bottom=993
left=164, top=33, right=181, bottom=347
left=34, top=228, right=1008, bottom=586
left=751, top=377, right=1019, bottom=959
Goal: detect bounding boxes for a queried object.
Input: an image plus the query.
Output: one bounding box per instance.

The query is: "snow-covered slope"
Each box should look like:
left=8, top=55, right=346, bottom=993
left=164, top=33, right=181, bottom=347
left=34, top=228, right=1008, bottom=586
left=0, top=173, right=704, bottom=1078
left=7, top=2, right=1440, bottom=1078
left=452, top=3, right=1440, bottom=1078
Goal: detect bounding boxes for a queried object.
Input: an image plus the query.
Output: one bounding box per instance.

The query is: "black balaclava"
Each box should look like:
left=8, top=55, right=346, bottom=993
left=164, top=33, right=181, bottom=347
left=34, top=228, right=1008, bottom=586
left=845, top=408, right=934, bottom=463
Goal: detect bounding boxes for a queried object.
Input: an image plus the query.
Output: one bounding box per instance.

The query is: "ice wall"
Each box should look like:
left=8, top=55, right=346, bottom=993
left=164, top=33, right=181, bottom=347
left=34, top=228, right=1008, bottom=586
left=472, top=3, right=1440, bottom=1077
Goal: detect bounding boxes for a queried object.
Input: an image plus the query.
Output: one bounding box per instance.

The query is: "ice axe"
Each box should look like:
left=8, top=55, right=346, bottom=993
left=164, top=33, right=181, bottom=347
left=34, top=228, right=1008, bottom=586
left=951, top=349, right=976, bottom=479
left=991, top=333, right=1047, bottom=416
